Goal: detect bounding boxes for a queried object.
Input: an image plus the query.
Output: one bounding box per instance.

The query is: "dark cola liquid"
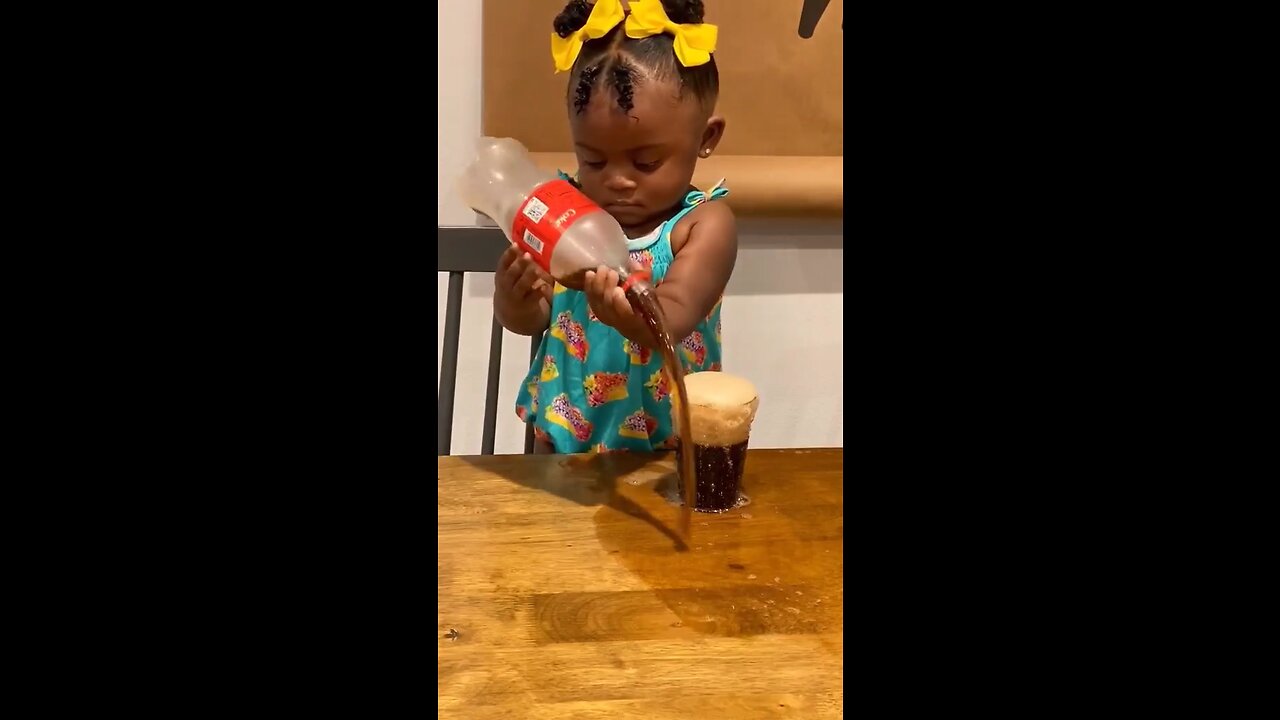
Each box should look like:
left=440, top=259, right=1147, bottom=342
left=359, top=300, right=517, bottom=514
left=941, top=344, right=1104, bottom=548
left=676, top=440, right=749, bottom=512
left=625, top=286, right=696, bottom=544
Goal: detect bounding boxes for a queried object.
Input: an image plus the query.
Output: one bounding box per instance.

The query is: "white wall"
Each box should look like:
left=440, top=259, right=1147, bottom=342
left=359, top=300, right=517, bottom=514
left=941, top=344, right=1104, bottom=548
left=438, top=2, right=843, bottom=455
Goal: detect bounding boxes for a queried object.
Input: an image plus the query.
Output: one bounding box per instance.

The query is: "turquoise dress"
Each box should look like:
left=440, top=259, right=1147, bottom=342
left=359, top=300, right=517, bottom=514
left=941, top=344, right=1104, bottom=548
left=514, top=181, right=729, bottom=453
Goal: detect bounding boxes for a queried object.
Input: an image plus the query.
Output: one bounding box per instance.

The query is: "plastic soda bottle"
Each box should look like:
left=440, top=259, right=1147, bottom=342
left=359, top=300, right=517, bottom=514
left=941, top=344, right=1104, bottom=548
left=458, top=136, right=650, bottom=291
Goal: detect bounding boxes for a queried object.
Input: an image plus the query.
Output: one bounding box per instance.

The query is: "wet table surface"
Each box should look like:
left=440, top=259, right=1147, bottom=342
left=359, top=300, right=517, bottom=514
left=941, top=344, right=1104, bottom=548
left=437, top=448, right=844, bottom=719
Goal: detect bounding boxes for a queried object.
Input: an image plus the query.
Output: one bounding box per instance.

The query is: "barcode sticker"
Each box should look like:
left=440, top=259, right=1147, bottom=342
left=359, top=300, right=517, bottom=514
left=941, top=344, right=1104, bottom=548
left=522, top=229, right=544, bottom=254
left=522, top=197, right=549, bottom=223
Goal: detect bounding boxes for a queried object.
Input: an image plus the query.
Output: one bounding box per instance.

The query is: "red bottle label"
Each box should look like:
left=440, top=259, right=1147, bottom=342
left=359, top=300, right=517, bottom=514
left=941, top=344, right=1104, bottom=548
left=511, top=179, right=602, bottom=273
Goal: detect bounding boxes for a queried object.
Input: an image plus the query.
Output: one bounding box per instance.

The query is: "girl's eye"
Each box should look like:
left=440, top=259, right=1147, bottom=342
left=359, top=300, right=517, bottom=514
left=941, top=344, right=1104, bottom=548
left=634, top=160, right=661, bottom=172
left=582, top=160, right=605, bottom=170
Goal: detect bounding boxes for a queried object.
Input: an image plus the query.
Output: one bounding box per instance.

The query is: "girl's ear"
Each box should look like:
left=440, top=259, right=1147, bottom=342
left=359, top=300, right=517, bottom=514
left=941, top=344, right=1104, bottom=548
left=699, top=116, right=726, bottom=158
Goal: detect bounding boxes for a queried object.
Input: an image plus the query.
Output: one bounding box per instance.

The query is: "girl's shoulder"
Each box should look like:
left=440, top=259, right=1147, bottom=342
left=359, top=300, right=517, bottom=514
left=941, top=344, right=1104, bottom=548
left=668, top=193, right=737, bottom=255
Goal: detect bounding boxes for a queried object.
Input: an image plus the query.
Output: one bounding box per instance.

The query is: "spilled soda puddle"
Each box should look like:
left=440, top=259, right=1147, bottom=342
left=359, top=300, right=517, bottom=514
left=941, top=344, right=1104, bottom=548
left=590, top=465, right=842, bottom=639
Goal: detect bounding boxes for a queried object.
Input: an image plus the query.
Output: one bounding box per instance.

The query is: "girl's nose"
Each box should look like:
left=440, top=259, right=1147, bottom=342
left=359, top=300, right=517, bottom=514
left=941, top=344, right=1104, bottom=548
left=603, top=170, right=637, bottom=193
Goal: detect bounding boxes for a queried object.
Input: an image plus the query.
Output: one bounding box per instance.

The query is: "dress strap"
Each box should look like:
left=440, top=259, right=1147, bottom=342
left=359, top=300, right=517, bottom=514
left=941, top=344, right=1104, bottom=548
left=661, top=178, right=730, bottom=236
left=683, top=178, right=730, bottom=209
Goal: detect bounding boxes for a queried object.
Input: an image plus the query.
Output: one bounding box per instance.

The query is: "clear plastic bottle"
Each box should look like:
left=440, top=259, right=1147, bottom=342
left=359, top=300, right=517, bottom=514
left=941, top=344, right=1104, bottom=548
left=458, top=136, right=650, bottom=292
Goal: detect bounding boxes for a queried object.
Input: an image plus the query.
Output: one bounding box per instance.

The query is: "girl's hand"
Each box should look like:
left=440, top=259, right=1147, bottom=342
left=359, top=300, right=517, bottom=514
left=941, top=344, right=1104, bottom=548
left=493, top=246, right=554, bottom=335
left=583, top=262, right=648, bottom=332
left=497, top=247, right=553, bottom=304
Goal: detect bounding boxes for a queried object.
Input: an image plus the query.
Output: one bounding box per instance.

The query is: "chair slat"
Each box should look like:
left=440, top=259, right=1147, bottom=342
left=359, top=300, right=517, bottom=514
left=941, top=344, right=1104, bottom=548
left=438, top=271, right=465, bottom=455
left=481, top=317, right=504, bottom=454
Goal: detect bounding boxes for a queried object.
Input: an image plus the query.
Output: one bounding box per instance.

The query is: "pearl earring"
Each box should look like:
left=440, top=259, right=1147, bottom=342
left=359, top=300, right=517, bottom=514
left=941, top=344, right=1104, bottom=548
left=701, top=149, right=711, bottom=157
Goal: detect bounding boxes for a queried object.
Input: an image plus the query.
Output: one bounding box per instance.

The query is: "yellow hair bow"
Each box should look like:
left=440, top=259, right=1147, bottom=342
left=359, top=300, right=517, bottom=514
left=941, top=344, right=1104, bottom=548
left=551, top=0, right=626, bottom=73
left=624, top=0, right=718, bottom=67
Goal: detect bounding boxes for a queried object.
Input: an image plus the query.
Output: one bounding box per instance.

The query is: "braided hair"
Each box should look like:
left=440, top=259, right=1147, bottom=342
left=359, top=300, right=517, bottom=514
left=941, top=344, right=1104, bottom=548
left=553, top=0, right=719, bottom=115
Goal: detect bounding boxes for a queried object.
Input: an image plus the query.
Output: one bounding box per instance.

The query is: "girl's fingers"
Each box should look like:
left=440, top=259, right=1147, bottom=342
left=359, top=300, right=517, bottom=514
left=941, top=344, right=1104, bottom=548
left=514, top=262, right=542, bottom=295
left=502, top=252, right=530, bottom=287
left=596, top=266, right=612, bottom=297
left=612, top=287, right=631, bottom=318
left=498, top=245, right=520, bottom=272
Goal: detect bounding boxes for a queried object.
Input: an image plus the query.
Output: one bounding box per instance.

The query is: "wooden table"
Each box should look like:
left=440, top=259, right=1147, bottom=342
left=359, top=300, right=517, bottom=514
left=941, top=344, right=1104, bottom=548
left=438, top=449, right=844, bottom=719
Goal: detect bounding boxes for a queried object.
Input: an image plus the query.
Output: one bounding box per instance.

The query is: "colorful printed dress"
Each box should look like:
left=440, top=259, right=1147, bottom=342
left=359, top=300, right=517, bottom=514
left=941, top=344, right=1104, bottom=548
left=514, top=182, right=729, bottom=453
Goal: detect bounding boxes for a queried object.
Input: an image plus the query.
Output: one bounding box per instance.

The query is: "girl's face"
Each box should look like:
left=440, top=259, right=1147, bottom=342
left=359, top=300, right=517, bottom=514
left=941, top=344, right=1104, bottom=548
left=569, top=79, right=723, bottom=234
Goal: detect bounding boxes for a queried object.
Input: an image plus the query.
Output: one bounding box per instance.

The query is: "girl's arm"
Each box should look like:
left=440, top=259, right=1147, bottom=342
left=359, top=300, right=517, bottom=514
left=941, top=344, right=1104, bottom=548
left=584, top=202, right=737, bottom=348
